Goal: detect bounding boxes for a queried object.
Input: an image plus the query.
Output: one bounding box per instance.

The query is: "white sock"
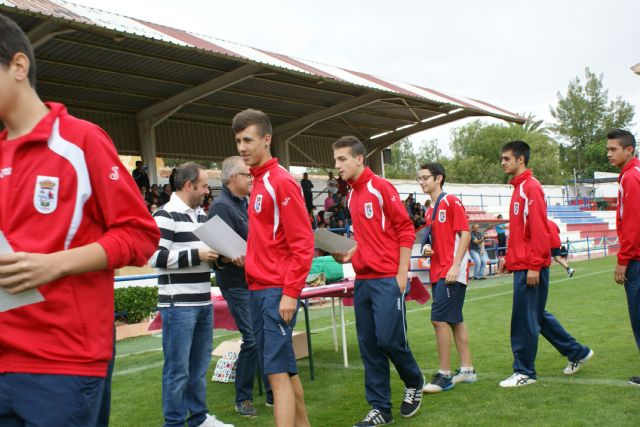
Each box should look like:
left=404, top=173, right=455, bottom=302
left=460, top=366, right=474, bottom=373
left=438, top=370, right=452, bottom=377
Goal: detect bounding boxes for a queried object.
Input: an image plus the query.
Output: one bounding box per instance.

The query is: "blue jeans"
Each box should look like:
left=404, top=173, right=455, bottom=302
left=354, top=278, right=423, bottom=412
left=469, top=250, right=485, bottom=278
left=220, top=287, right=271, bottom=404
left=624, top=260, right=640, bottom=351
left=0, top=373, right=105, bottom=426
left=160, top=304, right=213, bottom=427
left=511, top=268, right=589, bottom=378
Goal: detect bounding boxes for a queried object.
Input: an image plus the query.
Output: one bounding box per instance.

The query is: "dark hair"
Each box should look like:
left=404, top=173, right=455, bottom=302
left=420, top=162, right=447, bottom=187
left=135, top=160, right=143, bottom=167
left=232, top=109, right=272, bottom=137
left=174, top=162, right=206, bottom=190
left=607, top=129, right=636, bottom=150
left=501, top=140, right=531, bottom=166
left=332, top=136, right=367, bottom=158
left=0, top=14, right=36, bottom=88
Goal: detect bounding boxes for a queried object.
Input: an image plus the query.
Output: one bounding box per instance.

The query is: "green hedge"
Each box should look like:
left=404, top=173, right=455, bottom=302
left=114, top=286, right=158, bottom=324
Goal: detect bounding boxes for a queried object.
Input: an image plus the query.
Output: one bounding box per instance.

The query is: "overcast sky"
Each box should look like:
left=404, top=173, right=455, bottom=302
left=72, top=0, right=640, bottom=154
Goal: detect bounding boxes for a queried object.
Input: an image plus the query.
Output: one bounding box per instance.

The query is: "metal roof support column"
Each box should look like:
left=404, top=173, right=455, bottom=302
left=137, top=120, right=158, bottom=185
left=273, top=136, right=291, bottom=170
left=368, top=149, right=385, bottom=178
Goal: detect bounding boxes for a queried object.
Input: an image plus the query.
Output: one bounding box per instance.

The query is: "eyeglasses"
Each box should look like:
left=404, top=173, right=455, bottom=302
left=236, top=173, right=253, bottom=180
left=416, top=175, right=434, bottom=183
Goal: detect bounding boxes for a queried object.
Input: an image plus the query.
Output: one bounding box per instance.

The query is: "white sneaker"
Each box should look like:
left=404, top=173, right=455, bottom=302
left=452, top=368, right=477, bottom=385
left=567, top=268, right=575, bottom=277
left=564, top=349, right=594, bottom=375
left=198, top=414, right=234, bottom=427
left=499, top=373, right=536, bottom=388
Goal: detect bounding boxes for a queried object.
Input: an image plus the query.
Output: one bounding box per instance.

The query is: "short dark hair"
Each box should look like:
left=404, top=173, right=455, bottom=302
left=607, top=129, right=636, bottom=150
left=332, top=136, right=367, bottom=158
left=232, top=109, right=272, bottom=137
left=174, top=162, right=206, bottom=190
left=501, top=140, right=531, bottom=166
left=135, top=160, right=143, bottom=167
left=0, top=14, right=36, bottom=88
left=420, top=162, right=446, bottom=187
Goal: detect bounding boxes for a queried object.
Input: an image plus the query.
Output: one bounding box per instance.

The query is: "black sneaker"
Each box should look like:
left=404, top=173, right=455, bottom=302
left=399, top=377, right=424, bottom=418
left=235, top=400, right=257, bottom=417
left=353, top=409, right=393, bottom=426
left=423, top=372, right=454, bottom=393
left=629, top=376, right=640, bottom=386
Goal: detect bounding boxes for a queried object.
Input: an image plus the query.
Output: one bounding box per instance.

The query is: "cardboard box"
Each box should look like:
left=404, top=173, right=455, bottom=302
left=213, top=331, right=309, bottom=359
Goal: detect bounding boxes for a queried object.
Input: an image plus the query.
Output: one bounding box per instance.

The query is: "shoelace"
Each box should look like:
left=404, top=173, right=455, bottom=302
left=403, top=387, right=417, bottom=403
left=568, top=360, right=580, bottom=371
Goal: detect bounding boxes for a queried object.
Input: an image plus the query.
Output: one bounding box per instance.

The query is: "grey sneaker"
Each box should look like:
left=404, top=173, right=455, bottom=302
left=423, top=372, right=454, bottom=393
left=567, top=268, right=575, bottom=277
left=235, top=400, right=257, bottom=418
left=452, top=368, right=477, bottom=385
left=629, top=376, right=640, bottom=386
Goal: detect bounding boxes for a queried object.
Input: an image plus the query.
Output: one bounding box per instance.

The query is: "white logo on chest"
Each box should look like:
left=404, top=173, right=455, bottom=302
left=34, top=175, right=59, bottom=214
left=254, top=194, right=263, bottom=213
left=438, top=209, right=446, bottom=223
left=364, top=202, right=374, bottom=219
left=513, top=202, right=520, bottom=215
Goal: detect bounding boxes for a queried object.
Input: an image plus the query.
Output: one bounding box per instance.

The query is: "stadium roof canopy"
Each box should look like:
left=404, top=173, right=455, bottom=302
left=1, top=0, right=524, bottom=179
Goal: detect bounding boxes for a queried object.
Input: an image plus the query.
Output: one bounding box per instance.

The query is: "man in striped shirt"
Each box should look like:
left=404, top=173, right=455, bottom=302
left=149, top=163, right=232, bottom=427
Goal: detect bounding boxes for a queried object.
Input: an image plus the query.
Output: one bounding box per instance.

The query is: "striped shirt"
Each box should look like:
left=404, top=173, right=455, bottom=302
left=149, top=193, right=212, bottom=307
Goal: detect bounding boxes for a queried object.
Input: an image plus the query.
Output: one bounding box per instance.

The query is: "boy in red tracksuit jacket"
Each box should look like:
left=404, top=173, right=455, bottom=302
left=233, top=109, right=313, bottom=427
left=606, top=129, right=640, bottom=386
left=332, top=136, right=424, bottom=426
left=498, top=140, right=592, bottom=388
left=0, top=14, right=159, bottom=427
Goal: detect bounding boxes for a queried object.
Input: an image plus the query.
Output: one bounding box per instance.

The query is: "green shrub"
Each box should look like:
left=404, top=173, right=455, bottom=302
left=114, top=286, right=158, bottom=324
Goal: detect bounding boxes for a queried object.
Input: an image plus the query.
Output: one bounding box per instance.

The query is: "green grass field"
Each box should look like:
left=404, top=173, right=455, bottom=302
left=111, top=256, right=639, bottom=426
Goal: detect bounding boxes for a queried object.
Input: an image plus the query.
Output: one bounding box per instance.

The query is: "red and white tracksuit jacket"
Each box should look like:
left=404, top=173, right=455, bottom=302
left=505, top=169, right=552, bottom=272
left=246, top=158, right=314, bottom=298
left=0, top=103, right=159, bottom=377
left=348, top=167, right=415, bottom=279
left=617, top=157, right=640, bottom=266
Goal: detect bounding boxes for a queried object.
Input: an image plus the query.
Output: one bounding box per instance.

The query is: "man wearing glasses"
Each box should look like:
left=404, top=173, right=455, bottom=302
left=209, top=156, right=272, bottom=417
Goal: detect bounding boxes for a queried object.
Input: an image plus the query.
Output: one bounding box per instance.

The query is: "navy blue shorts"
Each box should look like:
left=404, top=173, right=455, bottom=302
left=551, top=247, right=562, bottom=257
left=251, top=287, right=299, bottom=375
left=430, top=279, right=467, bottom=324
left=0, top=373, right=105, bottom=427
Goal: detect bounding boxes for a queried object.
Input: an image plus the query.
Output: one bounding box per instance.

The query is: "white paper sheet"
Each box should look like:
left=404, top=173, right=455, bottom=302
left=0, top=232, right=45, bottom=312
left=192, top=215, right=247, bottom=259
left=314, top=229, right=357, bottom=254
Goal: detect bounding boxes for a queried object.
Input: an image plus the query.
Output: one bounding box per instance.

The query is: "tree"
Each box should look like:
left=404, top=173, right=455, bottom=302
left=384, top=137, right=420, bottom=179
left=416, top=138, right=444, bottom=165
left=445, top=120, right=563, bottom=185
left=549, top=68, right=635, bottom=177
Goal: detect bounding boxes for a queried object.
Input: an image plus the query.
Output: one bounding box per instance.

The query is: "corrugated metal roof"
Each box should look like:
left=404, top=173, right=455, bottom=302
left=1, top=0, right=522, bottom=121
left=0, top=0, right=525, bottom=167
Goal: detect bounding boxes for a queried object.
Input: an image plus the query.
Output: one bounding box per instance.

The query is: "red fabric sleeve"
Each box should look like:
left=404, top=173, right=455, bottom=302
left=381, top=181, right=415, bottom=248
left=451, top=198, right=469, bottom=232
left=618, top=174, right=640, bottom=266
left=548, top=221, right=561, bottom=249
left=277, top=178, right=314, bottom=298
left=84, top=126, right=160, bottom=269
left=525, top=183, right=550, bottom=271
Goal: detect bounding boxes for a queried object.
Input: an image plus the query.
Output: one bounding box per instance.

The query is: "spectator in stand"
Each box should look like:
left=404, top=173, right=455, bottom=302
left=335, top=219, right=346, bottom=235
left=159, top=183, right=172, bottom=206
left=548, top=219, right=574, bottom=277
left=337, top=175, right=349, bottom=198
left=169, top=167, right=178, bottom=192
left=327, top=171, right=338, bottom=197
left=412, top=212, right=425, bottom=229
left=495, top=215, right=507, bottom=256
left=469, top=224, right=487, bottom=280
left=150, top=203, right=159, bottom=214
left=309, top=208, right=318, bottom=230
left=316, top=210, right=326, bottom=228
left=301, top=172, right=315, bottom=211
left=324, top=190, right=336, bottom=211
left=132, top=160, right=150, bottom=189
